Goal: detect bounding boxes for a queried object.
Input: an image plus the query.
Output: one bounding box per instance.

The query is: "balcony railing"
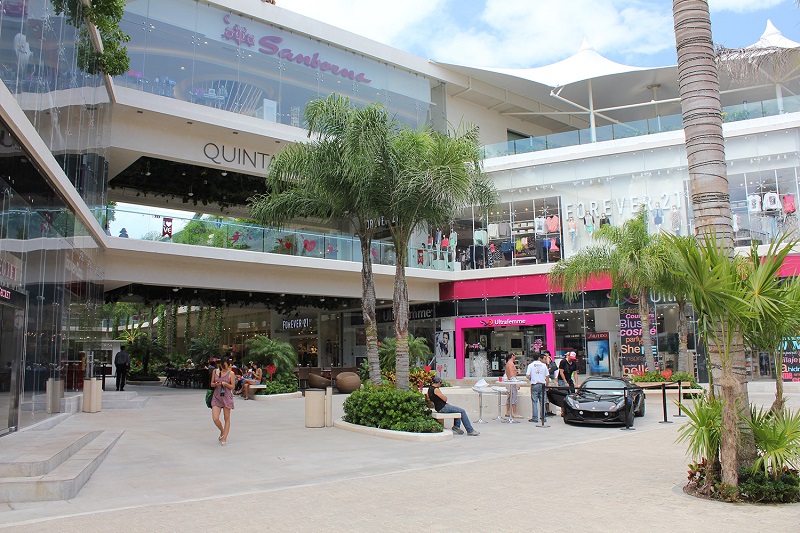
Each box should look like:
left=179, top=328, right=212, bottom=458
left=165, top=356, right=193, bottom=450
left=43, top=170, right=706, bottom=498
left=481, top=95, right=800, bottom=159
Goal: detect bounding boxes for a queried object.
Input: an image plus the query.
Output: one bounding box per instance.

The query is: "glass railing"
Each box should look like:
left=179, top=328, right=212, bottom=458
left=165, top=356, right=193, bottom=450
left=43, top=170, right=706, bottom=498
left=95, top=208, right=457, bottom=271
left=482, top=95, right=800, bottom=159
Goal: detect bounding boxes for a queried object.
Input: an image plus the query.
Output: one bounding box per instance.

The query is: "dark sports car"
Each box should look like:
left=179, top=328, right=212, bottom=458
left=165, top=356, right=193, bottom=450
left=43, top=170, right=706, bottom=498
left=547, top=377, right=645, bottom=426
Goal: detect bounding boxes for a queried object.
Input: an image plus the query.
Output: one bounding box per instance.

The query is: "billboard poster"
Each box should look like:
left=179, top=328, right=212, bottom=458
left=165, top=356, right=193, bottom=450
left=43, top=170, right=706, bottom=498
left=782, top=338, right=800, bottom=382
left=586, top=332, right=610, bottom=374
left=435, top=331, right=455, bottom=379
left=618, top=304, right=657, bottom=376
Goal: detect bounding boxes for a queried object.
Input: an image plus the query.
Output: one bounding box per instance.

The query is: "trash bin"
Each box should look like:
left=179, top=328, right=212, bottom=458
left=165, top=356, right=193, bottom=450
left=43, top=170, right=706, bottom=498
left=305, top=388, right=325, bottom=428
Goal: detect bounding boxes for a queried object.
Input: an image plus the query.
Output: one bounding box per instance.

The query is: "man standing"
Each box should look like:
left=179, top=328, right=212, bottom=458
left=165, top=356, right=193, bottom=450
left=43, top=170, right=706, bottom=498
left=428, top=377, right=479, bottom=436
left=114, top=345, right=130, bottom=392
left=504, top=353, right=521, bottom=418
left=526, top=353, right=549, bottom=423
left=558, top=351, right=579, bottom=392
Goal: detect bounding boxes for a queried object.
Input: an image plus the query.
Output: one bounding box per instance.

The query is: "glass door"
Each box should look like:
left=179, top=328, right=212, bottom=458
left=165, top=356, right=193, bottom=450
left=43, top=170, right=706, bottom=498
left=0, top=302, right=25, bottom=434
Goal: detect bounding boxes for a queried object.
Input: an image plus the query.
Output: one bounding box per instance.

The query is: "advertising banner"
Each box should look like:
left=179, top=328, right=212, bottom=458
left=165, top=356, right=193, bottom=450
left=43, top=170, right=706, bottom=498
left=618, top=304, right=657, bottom=376
left=586, top=332, right=610, bottom=374
left=783, top=339, right=800, bottom=382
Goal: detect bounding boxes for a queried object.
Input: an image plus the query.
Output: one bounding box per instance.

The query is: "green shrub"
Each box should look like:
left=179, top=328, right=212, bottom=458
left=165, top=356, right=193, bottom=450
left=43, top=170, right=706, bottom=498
left=256, top=375, right=298, bottom=395
left=739, top=467, right=800, bottom=503
left=391, top=419, right=444, bottom=433
left=127, top=372, right=159, bottom=381
left=342, top=385, right=440, bottom=433
left=744, top=406, right=800, bottom=476
left=669, top=371, right=698, bottom=387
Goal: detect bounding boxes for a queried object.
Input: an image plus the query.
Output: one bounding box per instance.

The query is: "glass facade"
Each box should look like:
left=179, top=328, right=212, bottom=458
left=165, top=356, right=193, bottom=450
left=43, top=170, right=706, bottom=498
left=0, top=0, right=112, bottom=216
left=116, top=0, right=434, bottom=128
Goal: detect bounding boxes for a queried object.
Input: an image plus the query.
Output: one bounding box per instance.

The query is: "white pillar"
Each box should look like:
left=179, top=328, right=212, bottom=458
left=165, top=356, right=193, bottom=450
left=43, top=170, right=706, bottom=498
left=588, top=80, right=597, bottom=143
left=776, top=83, right=785, bottom=114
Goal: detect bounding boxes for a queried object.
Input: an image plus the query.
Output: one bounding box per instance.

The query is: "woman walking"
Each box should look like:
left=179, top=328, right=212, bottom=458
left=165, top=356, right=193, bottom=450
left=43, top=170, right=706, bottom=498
left=211, top=357, right=235, bottom=445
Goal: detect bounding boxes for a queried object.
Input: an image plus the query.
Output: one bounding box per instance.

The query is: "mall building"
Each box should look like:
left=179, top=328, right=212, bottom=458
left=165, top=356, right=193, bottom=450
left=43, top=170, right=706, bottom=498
left=2, top=0, right=800, bottom=432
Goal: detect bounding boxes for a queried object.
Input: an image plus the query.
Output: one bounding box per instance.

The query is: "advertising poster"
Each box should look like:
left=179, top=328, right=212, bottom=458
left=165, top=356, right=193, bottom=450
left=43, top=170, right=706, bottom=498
left=618, top=304, right=656, bottom=376
left=435, top=331, right=455, bottom=379
left=782, top=338, right=800, bottom=382
left=586, top=332, right=610, bottom=374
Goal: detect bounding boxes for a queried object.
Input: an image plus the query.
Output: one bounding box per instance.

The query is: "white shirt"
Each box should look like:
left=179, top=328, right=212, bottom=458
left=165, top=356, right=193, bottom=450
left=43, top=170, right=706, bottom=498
left=526, top=360, right=549, bottom=385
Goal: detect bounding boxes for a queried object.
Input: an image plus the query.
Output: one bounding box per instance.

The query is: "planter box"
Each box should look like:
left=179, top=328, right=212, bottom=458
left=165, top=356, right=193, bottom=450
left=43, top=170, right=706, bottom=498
left=333, top=420, right=452, bottom=442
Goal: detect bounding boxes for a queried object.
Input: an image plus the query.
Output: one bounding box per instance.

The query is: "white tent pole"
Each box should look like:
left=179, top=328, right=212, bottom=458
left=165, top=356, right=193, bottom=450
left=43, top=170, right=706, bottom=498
left=776, top=83, right=784, bottom=114
left=588, top=79, right=597, bottom=143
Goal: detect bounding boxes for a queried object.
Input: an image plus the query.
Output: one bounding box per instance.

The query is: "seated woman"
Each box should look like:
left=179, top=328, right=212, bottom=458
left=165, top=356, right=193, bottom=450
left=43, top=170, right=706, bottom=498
left=240, top=364, right=263, bottom=400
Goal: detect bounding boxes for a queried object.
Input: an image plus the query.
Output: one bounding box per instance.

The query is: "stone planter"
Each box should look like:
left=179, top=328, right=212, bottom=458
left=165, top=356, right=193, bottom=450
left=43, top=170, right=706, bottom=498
left=335, top=372, right=361, bottom=394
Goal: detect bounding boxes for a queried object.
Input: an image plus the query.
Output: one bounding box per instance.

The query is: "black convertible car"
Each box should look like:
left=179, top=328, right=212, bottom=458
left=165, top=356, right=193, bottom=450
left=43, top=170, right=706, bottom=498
left=547, top=377, right=645, bottom=426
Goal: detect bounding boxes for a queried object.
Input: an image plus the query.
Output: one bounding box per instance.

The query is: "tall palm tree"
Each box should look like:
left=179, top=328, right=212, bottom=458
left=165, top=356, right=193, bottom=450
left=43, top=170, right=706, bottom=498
left=656, top=235, right=695, bottom=375
left=249, top=95, right=389, bottom=385
left=372, top=124, right=496, bottom=389
left=665, top=232, right=751, bottom=488
left=550, top=208, right=664, bottom=372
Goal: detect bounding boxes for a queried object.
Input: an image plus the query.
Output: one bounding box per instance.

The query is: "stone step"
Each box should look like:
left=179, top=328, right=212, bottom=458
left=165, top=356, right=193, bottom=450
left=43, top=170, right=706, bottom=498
left=0, top=431, right=102, bottom=477
left=0, top=430, right=124, bottom=502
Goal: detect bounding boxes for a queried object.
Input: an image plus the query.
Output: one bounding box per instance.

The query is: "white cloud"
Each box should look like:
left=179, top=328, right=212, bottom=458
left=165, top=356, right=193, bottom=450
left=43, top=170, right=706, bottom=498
left=274, top=0, right=445, bottom=45
left=428, top=0, right=675, bottom=67
left=709, top=0, right=785, bottom=13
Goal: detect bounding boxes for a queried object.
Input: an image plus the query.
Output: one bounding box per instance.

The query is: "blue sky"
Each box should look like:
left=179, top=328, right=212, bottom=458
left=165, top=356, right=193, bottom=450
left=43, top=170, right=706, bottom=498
left=276, top=0, right=800, bottom=68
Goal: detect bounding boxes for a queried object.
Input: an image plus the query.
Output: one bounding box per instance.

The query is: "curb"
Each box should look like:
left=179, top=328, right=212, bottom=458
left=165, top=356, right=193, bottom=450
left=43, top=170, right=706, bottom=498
left=251, top=391, right=303, bottom=401
left=333, top=420, right=453, bottom=442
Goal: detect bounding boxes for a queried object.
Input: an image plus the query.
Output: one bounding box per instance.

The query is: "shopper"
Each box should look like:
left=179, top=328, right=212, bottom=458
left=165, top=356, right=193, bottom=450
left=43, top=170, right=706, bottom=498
left=427, top=377, right=479, bottom=436
left=504, top=352, right=521, bottom=418
left=558, top=351, right=579, bottom=392
left=114, top=345, right=130, bottom=391
left=526, top=353, right=549, bottom=423
left=211, top=357, right=236, bottom=445
left=240, top=363, right=263, bottom=400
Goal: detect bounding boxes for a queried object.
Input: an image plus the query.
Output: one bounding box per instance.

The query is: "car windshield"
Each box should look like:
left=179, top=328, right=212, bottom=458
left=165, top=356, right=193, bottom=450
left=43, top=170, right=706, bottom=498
left=583, top=379, right=625, bottom=392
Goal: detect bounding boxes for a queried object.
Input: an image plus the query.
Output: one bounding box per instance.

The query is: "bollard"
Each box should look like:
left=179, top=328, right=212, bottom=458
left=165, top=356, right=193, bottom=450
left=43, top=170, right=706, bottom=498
left=659, top=382, right=673, bottom=424
left=674, top=381, right=686, bottom=418
left=620, top=386, right=635, bottom=431
left=537, top=384, right=550, bottom=429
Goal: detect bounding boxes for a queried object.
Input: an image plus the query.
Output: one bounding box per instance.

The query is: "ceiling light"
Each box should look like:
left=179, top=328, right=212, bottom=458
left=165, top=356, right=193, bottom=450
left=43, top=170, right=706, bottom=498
left=221, top=171, right=227, bottom=176
left=172, top=287, right=180, bottom=292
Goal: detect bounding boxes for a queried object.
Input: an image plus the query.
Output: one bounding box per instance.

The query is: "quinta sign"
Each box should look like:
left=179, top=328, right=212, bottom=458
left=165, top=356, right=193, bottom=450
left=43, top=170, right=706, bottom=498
left=203, top=142, right=270, bottom=170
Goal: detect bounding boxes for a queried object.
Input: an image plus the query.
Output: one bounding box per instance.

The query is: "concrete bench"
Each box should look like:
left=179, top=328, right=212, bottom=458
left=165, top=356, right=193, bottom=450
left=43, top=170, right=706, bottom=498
left=246, top=384, right=267, bottom=399
left=430, top=412, right=461, bottom=427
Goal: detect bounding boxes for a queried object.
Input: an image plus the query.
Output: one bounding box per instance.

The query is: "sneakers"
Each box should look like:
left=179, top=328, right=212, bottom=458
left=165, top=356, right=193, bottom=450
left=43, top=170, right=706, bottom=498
left=452, top=427, right=465, bottom=435
left=528, top=418, right=539, bottom=423
left=467, top=430, right=480, bottom=436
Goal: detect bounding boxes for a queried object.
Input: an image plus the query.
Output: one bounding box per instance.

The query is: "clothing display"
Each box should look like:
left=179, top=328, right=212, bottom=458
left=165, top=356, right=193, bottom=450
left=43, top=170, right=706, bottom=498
left=747, top=194, right=762, bottom=213
left=545, top=215, right=560, bottom=233
left=498, top=221, right=511, bottom=237
left=763, top=192, right=780, bottom=211
left=732, top=213, right=740, bottom=233
left=671, top=207, right=681, bottom=233
left=534, top=217, right=546, bottom=235
left=783, top=194, right=796, bottom=214
left=474, top=229, right=488, bottom=246
left=449, top=231, right=458, bottom=247
left=487, top=223, right=499, bottom=239
left=599, top=214, right=610, bottom=227
left=568, top=218, right=577, bottom=246
left=652, top=205, right=663, bottom=226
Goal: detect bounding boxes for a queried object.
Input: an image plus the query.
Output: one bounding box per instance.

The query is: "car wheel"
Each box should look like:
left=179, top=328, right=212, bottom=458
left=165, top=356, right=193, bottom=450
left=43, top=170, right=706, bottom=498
left=634, top=396, right=646, bottom=417
left=626, top=408, right=635, bottom=427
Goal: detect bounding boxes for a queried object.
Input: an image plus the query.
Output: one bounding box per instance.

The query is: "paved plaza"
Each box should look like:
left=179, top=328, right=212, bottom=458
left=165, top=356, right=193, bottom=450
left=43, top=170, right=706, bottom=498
left=0, top=384, right=797, bottom=532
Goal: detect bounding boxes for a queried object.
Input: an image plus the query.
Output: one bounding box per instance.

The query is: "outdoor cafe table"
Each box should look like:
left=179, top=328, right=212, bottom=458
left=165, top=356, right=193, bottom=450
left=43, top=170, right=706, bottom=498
left=493, top=379, right=527, bottom=424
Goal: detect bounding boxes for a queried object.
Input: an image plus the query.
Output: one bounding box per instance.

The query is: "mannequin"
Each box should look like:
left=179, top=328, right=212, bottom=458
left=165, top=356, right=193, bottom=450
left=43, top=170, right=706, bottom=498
left=599, top=214, right=610, bottom=227
left=652, top=203, right=663, bottom=226
left=584, top=215, right=595, bottom=238
left=568, top=217, right=577, bottom=247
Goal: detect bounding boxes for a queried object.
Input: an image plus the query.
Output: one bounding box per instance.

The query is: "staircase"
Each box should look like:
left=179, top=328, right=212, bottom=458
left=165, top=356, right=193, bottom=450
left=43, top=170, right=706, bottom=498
left=101, top=390, right=150, bottom=409
left=0, top=429, right=123, bottom=502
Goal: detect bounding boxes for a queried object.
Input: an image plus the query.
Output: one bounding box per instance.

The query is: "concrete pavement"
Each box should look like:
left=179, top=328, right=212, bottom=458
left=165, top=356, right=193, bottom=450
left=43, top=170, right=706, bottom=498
left=0, top=384, right=797, bottom=532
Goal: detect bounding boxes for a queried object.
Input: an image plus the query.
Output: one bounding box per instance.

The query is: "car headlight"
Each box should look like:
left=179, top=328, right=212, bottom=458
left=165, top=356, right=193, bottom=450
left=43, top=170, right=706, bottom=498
left=566, top=396, right=579, bottom=409
left=614, top=397, right=626, bottom=411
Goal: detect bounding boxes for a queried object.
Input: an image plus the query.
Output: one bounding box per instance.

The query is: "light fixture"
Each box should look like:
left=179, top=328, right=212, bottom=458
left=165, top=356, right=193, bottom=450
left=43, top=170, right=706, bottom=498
left=172, top=287, right=180, bottom=292
left=145, top=162, right=151, bottom=176
left=221, top=171, right=227, bottom=176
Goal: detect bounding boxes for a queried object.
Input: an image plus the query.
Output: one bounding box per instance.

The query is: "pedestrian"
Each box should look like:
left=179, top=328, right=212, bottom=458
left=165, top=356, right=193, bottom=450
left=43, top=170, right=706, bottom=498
left=526, top=353, right=549, bottom=423
left=118, top=228, right=129, bottom=238
left=504, top=352, right=521, bottom=418
left=558, top=351, right=579, bottom=392
left=114, top=345, right=130, bottom=391
left=427, top=376, right=479, bottom=436
left=211, top=357, right=236, bottom=446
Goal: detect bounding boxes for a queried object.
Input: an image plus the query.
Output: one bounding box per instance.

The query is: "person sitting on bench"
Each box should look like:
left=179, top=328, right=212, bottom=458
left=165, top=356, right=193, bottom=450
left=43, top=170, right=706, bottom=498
left=427, top=377, right=479, bottom=436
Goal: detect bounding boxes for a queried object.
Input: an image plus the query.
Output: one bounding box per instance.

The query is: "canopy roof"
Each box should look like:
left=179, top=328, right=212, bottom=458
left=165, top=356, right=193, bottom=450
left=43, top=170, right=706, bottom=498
left=747, top=20, right=800, bottom=50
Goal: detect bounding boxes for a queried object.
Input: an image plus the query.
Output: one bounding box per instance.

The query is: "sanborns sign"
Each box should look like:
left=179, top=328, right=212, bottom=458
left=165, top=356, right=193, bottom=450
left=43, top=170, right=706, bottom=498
left=222, top=16, right=372, bottom=84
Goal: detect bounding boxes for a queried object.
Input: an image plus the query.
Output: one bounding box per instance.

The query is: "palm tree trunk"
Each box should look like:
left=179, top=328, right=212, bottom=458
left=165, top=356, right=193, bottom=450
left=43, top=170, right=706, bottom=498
left=393, top=247, right=410, bottom=390
left=359, top=235, right=380, bottom=385
left=677, top=300, right=689, bottom=374
left=771, top=348, right=785, bottom=413
left=719, top=372, right=740, bottom=487
left=673, top=0, right=734, bottom=247
left=638, top=291, right=656, bottom=371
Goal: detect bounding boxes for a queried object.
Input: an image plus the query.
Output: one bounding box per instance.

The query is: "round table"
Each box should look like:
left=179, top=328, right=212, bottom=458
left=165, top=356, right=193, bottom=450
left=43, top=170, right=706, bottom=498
left=493, top=380, right=526, bottom=423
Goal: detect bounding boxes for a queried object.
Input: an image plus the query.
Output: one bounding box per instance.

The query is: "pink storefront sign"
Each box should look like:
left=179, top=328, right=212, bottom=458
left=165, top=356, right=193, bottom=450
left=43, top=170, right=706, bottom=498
left=454, top=314, right=556, bottom=379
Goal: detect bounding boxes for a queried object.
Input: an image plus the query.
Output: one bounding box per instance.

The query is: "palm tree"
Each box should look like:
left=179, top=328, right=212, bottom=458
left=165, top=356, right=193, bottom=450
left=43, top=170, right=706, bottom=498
left=657, top=235, right=696, bottom=375
left=245, top=335, right=298, bottom=379
left=549, top=208, right=664, bottom=372
left=371, top=124, right=496, bottom=389
left=665, top=232, right=751, bottom=488
left=378, top=333, right=432, bottom=371
left=737, top=236, right=800, bottom=413
left=249, top=95, right=389, bottom=385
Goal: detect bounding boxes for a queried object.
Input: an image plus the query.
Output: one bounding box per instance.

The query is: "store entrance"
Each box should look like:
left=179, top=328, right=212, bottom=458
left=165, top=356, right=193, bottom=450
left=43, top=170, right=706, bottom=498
left=0, top=300, right=25, bottom=435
